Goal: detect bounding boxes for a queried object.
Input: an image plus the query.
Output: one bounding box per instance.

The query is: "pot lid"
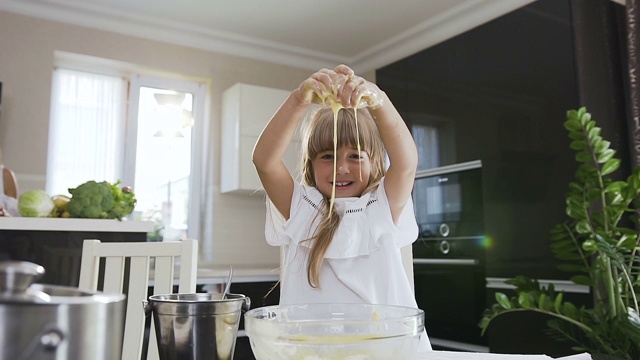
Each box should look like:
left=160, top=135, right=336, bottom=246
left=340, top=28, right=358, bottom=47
left=0, top=261, right=125, bottom=305
left=0, top=261, right=45, bottom=291
left=0, top=261, right=51, bottom=303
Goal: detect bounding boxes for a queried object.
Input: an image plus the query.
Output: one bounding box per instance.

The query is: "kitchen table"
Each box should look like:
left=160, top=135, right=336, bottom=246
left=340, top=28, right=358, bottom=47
left=413, top=351, right=591, bottom=360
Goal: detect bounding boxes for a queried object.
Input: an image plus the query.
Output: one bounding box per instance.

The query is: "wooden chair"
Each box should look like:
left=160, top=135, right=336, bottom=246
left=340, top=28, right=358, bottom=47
left=78, top=239, right=198, bottom=360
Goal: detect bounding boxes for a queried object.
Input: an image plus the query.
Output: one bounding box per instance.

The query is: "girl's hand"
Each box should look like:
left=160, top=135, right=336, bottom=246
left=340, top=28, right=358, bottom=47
left=333, top=65, right=385, bottom=110
left=295, top=65, right=385, bottom=110
left=295, top=68, right=339, bottom=105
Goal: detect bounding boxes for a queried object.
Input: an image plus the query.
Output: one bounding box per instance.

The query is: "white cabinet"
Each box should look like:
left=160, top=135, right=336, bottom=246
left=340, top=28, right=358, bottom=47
left=221, top=83, right=301, bottom=194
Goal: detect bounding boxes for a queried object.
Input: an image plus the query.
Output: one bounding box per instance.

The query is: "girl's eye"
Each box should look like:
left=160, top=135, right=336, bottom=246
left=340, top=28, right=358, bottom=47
left=350, top=153, right=363, bottom=159
left=320, top=154, right=334, bottom=160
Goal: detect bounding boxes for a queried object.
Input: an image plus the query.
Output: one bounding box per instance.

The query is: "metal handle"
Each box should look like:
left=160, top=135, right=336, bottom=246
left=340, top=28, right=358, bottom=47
left=142, top=299, right=151, bottom=317
left=242, top=296, right=251, bottom=312
left=18, top=327, right=64, bottom=360
left=413, top=258, right=478, bottom=266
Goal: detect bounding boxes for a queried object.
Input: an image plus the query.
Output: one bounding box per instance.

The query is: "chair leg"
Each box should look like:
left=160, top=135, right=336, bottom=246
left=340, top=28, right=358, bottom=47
left=146, top=321, right=160, bottom=360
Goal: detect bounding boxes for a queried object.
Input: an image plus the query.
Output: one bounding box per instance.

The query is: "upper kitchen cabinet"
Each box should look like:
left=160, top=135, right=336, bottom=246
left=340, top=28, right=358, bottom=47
left=221, top=83, right=300, bottom=194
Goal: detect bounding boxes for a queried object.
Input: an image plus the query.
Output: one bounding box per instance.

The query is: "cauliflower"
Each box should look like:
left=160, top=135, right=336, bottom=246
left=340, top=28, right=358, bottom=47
left=67, top=180, right=137, bottom=220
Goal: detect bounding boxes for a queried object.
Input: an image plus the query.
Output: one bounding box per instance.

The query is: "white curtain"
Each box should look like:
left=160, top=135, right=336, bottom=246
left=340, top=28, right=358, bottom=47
left=46, top=68, right=127, bottom=195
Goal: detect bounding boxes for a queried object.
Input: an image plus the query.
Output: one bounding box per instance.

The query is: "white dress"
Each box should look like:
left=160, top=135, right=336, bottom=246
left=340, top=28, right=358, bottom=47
left=265, top=177, right=432, bottom=350
left=0, top=166, right=19, bottom=216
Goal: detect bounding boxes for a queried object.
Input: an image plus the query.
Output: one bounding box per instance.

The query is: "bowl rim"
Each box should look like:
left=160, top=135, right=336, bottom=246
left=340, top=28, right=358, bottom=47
left=244, top=302, right=425, bottom=323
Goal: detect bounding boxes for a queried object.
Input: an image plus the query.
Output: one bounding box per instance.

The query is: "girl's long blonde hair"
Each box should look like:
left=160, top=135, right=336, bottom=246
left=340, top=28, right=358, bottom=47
left=300, top=107, right=386, bottom=287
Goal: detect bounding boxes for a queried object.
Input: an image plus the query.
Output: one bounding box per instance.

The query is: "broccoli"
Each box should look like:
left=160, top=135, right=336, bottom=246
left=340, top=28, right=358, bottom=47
left=67, top=180, right=137, bottom=220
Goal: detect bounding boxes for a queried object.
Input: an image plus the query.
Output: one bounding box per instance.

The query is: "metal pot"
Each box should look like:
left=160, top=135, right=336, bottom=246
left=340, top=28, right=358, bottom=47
left=144, top=293, right=251, bottom=360
left=0, top=261, right=126, bottom=360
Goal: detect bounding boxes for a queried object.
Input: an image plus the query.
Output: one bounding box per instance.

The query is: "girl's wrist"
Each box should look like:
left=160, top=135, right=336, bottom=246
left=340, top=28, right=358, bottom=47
left=285, top=89, right=314, bottom=115
left=366, top=90, right=388, bottom=114
left=293, top=87, right=321, bottom=108
left=291, top=88, right=310, bottom=106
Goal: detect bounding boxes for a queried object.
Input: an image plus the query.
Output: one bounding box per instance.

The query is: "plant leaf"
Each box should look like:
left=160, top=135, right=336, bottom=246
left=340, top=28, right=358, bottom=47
left=554, top=292, right=564, bottom=312
left=570, top=275, right=592, bottom=286
left=594, top=139, right=611, bottom=153
left=564, top=119, right=582, bottom=131
left=518, top=292, right=531, bottom=308
left=588, top=127, right=601, bottom=142
left=601, top=158, right=621, bottom=176
left=576, top=152, right=592, bottom=163
left=597, top=149, right=616, bottom=163
left=575, top=220, right=591, bottom=234
left=495, top=292, right=512, bottom=310
left=570, top=140, right=587, bottom=151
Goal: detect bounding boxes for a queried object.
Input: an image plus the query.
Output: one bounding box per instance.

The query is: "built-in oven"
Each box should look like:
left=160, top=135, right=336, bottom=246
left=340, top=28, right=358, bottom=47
left=412, top=160, right=488, bottom=352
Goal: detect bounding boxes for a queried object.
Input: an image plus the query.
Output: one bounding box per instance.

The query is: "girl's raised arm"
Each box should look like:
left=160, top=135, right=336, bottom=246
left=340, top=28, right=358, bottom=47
left=252, top=69, right=337, bottom=219
left=368, top=94, right=418, bottom=223
left=334, top=65, right=418, bottom=223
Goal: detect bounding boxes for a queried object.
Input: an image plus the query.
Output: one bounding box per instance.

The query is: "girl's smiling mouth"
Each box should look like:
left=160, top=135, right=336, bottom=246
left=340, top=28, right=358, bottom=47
left=333, top=181, right=354, bottom=188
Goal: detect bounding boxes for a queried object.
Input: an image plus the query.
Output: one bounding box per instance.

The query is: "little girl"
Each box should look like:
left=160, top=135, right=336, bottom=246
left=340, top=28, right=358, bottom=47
left=253, top=65, right=431, bottom=350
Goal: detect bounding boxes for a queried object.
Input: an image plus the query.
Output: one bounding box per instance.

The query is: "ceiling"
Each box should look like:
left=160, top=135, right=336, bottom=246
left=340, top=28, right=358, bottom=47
left=0, top=0, right=597, bottom=73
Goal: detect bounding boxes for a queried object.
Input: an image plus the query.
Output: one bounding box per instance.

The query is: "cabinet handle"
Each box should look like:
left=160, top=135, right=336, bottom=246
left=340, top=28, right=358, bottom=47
left=413, top=258, right=478, bottom=266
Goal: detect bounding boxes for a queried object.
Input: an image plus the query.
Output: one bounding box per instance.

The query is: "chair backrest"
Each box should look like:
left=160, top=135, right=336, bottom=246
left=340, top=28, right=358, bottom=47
left=78, top=239, right=198, bottom=360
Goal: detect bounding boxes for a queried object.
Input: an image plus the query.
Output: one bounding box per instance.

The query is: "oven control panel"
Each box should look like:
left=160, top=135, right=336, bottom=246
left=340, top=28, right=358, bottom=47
left=418, top=221, right=484, bottom=239
left=412, top=236, right=485, bottom=259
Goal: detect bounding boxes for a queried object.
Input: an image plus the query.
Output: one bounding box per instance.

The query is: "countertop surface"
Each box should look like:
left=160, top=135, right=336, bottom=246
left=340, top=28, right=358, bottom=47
left=195, top=263, right=280, bottom=284
left=0, top=217, right=154, bottom=232
left=413, top=351, right=591, bottom=359
left=150, top=263, right=280, bottom=286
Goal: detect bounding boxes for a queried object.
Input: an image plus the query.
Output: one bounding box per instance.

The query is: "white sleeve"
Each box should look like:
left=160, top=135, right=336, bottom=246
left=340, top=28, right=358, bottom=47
left=396, top=197, right=419, bottom=247
left=378, top=177, right=419, bottom=247
left=264, top=182, right=304, bottom=246
left=264, top=196, right=288, bottom=246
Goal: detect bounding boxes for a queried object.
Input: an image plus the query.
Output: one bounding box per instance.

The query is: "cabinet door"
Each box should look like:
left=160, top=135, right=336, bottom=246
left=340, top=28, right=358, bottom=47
left=221, top=83, right=300, bottom=194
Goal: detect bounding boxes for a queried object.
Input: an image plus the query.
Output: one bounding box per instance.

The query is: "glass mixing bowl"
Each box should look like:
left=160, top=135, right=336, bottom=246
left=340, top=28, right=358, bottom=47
left=244, top=303, right=424, bottom=360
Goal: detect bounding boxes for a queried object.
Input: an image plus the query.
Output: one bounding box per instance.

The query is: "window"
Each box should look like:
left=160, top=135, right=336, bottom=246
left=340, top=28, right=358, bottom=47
left=409, top=113, right=457, bottom=171
left=125, top=75, right=205, bottom=242
left=47, top=68, right=127, bottom=195
left=47, top=68, right=205, bottom=242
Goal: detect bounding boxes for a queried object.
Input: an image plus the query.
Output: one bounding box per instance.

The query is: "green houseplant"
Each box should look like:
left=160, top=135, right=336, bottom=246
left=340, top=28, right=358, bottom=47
left=479, top=107, right=640, bottom=359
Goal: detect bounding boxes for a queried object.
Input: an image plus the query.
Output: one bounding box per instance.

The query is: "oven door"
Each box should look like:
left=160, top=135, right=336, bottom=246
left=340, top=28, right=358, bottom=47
left=413, top=164, right=484, bottom=238
left=413, top=257, right=488, bottom=351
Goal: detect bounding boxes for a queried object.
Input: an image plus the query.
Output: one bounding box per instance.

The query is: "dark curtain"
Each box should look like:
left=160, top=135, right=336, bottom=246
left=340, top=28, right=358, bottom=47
left=626, top=0, right=640, bottom=167
left=570, top=0, right=631, bottom=176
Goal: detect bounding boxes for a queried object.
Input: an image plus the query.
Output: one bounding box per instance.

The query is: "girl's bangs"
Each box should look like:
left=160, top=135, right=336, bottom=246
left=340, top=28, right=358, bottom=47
left=307, top=108, right=374, bottom=156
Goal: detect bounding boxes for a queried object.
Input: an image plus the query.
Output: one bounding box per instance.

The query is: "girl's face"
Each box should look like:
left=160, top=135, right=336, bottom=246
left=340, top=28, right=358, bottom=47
left=312, top=145, right=371, bottom=198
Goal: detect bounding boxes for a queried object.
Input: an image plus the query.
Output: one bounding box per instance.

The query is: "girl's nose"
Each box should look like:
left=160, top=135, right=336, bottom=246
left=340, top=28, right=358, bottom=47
left=337, top=161, right=349, bottom=175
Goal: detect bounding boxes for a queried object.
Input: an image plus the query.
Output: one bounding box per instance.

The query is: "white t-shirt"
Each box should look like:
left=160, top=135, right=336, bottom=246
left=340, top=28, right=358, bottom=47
left=265, top=178, right=432, bottom=350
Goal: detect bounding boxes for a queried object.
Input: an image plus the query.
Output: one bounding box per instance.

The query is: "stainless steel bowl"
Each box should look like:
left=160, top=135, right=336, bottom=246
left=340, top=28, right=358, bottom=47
left=244, top=303, right=424, bottom=360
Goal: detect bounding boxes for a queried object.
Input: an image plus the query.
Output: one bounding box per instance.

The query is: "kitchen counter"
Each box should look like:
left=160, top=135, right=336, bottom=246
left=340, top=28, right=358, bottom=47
left=195, top=263, right=280, bottom=284
left=150, top=263, right=280, bottom=290
left=0, top=218, right=154, bottom=286
left=0, top=217, right=154, bottom=232
left=413, top=351, right=591, bottom=359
